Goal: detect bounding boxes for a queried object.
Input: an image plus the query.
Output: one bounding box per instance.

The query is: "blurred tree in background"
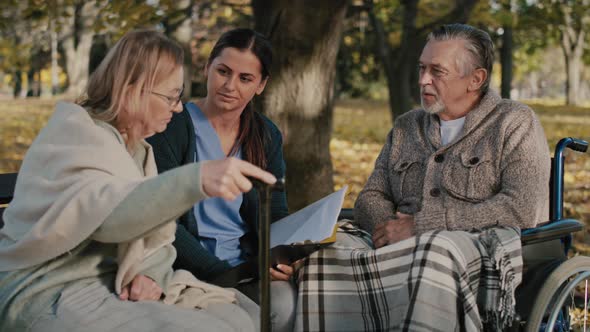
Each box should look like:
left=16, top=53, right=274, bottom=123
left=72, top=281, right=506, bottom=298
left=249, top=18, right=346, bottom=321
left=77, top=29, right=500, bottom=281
left=0, top=0, right=35, bottom=97
left=2, top=0, right=589, bottom=106
left=253, top=0, right=348, bottom=210
left=524, top=0, right=590, bottom=106
left=1, top=0, right=589, bottom=210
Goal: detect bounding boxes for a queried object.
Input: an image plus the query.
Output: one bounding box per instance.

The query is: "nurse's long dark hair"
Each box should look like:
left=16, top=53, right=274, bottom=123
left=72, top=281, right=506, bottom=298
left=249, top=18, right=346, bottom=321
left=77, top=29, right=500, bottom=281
left=208, top=28, right=272, bottom=169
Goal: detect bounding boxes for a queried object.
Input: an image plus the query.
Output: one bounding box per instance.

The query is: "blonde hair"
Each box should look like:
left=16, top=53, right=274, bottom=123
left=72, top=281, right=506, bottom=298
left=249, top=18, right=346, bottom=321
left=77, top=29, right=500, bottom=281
left=78, top=29, right=184, bottom=146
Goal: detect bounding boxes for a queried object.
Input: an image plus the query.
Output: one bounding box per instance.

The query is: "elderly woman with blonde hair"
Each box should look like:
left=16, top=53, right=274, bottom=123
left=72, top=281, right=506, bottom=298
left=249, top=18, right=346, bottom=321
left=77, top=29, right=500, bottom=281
left=0, top=29, right=271, bottom=331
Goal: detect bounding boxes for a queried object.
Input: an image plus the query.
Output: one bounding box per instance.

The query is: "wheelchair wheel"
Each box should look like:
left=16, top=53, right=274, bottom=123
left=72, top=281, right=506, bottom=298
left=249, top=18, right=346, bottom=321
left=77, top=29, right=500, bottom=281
left=525, top=256, right=590, bottom=332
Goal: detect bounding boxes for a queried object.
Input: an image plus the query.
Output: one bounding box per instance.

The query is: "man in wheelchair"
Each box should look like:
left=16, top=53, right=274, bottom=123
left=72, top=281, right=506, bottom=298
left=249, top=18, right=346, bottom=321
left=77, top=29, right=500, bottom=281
left=294, top=24, right=551, bottom=331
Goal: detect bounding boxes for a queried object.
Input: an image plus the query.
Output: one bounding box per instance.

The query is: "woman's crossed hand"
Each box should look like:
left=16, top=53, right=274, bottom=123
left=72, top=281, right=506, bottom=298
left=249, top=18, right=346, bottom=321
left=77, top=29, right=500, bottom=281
left=119, top=274, right=162, bottom=302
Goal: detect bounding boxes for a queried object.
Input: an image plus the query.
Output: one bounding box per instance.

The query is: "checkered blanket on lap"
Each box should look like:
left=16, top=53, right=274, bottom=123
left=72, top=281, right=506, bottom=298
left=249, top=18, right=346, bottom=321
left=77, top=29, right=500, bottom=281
left=295, top=223, right=522, bottom=332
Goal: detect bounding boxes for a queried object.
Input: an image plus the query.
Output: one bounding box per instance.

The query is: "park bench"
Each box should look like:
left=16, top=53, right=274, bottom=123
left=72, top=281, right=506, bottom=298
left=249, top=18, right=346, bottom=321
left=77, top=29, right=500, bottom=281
left=0, top=172, right=17, bottom=228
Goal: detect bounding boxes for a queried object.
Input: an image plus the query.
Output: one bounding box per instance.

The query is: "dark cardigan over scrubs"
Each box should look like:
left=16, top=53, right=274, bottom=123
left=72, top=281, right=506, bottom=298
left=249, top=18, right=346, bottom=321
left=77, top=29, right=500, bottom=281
left=147, top=104, right=288, bottom=282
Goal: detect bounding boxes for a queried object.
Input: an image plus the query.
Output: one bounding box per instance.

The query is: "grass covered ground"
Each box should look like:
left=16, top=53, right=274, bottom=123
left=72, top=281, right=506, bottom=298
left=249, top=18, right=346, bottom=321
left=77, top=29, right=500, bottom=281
left=1, top=97, right=589, bottom=252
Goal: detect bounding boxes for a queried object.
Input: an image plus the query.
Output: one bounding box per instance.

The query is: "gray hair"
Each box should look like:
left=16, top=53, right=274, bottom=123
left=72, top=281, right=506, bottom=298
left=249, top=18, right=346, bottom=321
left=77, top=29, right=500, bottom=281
left=427, top=24, right=494, bottom=94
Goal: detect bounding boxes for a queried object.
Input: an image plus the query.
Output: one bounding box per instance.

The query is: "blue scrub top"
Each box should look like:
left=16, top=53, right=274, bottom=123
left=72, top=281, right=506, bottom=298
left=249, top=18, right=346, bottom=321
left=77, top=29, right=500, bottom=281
left=186, top=102, right=246, bottom=267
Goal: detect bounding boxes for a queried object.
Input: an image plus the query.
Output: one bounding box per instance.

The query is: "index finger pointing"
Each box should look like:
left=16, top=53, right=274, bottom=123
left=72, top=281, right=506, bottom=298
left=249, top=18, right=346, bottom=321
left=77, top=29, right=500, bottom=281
left=237, top=160, right=277, bottom=185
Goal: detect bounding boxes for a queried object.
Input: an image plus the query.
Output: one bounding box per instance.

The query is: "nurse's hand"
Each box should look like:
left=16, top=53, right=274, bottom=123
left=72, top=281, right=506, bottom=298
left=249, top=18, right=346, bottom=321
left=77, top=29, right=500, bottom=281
left=201, top=157, right=276, bottom=201
left=270, top=264, right=294, bottom=281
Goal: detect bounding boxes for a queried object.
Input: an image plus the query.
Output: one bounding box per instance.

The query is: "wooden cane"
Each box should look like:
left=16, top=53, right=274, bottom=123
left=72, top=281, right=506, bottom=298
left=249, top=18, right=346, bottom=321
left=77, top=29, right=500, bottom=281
left=255, top=178, right=285, bottom=332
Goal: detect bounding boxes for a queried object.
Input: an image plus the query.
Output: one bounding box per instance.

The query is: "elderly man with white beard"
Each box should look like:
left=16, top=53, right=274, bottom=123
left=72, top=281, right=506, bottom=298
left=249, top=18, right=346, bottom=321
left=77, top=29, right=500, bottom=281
left=294, top=24, right=550, bottom=332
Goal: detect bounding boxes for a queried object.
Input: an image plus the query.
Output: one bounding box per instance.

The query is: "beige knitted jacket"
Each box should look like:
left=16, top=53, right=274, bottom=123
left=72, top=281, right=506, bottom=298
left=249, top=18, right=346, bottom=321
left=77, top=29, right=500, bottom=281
left=354, top=90, right=551, bottom=235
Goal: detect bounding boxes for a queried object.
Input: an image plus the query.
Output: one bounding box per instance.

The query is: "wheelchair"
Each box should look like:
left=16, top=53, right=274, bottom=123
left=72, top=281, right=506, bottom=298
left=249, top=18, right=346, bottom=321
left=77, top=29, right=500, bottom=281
left=516, top=137, right=589, bottom=332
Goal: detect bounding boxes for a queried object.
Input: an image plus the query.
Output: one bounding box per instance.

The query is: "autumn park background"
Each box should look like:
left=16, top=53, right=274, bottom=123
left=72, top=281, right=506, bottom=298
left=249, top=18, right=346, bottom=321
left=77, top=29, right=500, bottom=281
left=0, top=1, right=588, bottom=252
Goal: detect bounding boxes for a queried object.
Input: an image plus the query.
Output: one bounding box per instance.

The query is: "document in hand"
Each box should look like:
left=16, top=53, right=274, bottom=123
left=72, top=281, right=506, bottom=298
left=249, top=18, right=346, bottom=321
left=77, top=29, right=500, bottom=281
left=270, top=185, right=348, bottom=265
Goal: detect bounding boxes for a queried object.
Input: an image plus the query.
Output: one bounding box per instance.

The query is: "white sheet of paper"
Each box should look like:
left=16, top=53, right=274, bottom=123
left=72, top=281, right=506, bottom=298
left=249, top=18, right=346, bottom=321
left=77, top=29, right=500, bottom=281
left=270, top=185, right=348, bottom=248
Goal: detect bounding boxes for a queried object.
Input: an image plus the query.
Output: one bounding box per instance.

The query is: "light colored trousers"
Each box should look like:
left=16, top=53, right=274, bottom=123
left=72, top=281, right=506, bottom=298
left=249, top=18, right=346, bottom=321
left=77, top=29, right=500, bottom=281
left=30, top=281, right=259, bottom=332
left=235, top=279, right=297, bottom=332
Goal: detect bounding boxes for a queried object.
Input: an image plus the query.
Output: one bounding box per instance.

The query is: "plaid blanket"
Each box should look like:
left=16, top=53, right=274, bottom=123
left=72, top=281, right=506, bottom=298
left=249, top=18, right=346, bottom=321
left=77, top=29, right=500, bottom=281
left=295, top=223, right=522, bottom=332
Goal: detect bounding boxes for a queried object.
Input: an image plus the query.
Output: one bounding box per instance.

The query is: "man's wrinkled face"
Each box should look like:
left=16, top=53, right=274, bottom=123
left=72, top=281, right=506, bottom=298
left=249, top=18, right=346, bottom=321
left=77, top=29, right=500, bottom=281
left=418, top=39, right=474, bottom=117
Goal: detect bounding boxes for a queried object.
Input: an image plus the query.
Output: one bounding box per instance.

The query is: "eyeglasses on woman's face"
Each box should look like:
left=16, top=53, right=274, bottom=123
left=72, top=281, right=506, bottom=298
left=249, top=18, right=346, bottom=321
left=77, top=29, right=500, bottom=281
left=150, top=84, right=184, bottom=108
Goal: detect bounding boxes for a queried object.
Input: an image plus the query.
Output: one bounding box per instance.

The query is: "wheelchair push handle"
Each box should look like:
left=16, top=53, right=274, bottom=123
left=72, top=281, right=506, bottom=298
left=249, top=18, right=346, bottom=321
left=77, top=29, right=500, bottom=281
left=567, top=137, right=588, bottom=153
left=555, top=137, right=588, bottom=156
left=552, top=137, right=588, bottom=221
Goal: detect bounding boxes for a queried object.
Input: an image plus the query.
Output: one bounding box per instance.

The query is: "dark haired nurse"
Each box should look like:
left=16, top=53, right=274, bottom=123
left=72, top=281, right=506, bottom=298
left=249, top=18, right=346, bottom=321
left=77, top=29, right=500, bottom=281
left=148, top=28, right=295, bottom=332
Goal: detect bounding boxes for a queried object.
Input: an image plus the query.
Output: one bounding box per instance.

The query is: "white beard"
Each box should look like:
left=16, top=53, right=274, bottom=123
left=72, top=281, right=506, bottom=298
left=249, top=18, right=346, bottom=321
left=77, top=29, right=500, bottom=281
left=421, top=96, right=445, bottom=115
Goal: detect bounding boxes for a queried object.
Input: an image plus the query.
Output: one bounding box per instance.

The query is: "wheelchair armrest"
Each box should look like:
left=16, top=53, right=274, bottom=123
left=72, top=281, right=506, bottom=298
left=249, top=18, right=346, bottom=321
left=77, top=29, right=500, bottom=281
left=338, top=208, right=354, bottom=220
left=336, top=209, right=583, bottom=247
left=521, top=219, right=584, bottom=246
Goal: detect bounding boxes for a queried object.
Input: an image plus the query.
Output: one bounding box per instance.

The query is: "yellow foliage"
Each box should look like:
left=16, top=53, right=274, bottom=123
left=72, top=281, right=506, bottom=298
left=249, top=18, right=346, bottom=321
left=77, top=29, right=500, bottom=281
left=39, top=68, right=68, bottom=87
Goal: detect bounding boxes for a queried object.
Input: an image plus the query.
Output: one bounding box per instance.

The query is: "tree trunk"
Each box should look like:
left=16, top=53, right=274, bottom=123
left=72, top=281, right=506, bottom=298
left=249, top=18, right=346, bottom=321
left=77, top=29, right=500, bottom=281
left=253, top=0, right=348, bottom=211
left=13, top=70, right=22, bottom=98
left=563, top=49, right=583, bottom=106
left=27, top=67, right=35, bottom=97
left=500, top=25, right=513, bottom=99
left=391, top=0, right=418, bottom=121
left=63, top=0, right=100, bottom=97
left=561, top=28, right=585, bottom=106
left=27, top=49, right=42, bottom=97
left=559, top=3, right=586, bottom=106
left=367, top=0, right=415, bottom=123
left=165, top=0, right=194, bottom=98
left=26, top=68, right=37, bottom=97
left=51, top=18, right=59, bottom=95
left=88, top=35, right=109, bottom=76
